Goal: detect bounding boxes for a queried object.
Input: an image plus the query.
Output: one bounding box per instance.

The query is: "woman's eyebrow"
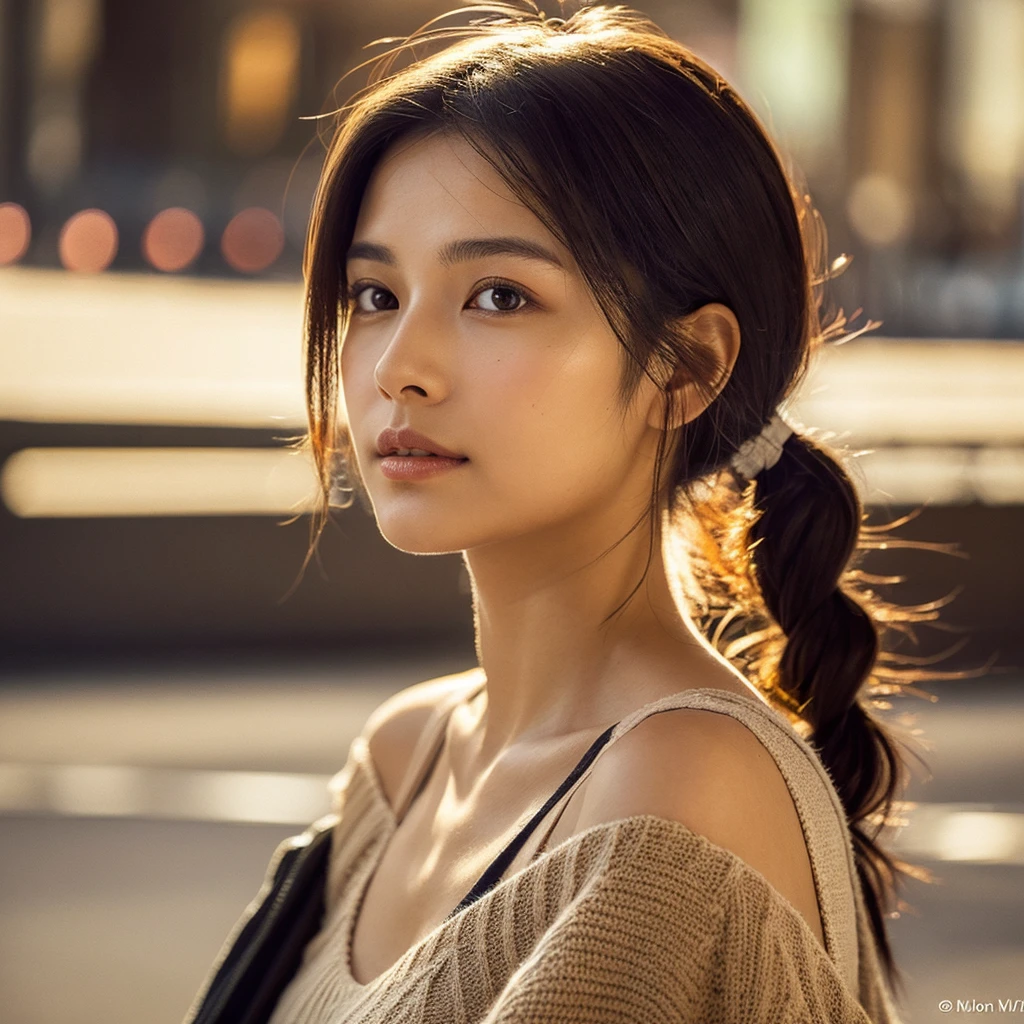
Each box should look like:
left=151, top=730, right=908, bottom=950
left=345, top=236, right=565, bottom=270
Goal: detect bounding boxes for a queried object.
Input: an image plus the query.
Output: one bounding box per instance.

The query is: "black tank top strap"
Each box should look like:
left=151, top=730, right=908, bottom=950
left=444, top=719, right=619, bottom=921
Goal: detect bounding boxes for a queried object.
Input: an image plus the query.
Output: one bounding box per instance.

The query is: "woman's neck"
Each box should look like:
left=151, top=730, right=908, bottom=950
left=461, top=509, right=721, bottom=766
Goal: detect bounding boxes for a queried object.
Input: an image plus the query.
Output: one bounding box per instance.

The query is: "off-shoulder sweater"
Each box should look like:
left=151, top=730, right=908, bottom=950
left=251, top=683, right=906, bottom=1023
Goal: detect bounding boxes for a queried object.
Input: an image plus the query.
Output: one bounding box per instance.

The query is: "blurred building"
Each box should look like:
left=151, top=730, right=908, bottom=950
left=2, top=0, right=1022, bottom=333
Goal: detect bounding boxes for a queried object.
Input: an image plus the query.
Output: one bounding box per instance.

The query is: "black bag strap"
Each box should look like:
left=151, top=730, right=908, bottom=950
left=183, top=816, right=335, bottom=1024
left=184, top=677, right=487, bottom=1024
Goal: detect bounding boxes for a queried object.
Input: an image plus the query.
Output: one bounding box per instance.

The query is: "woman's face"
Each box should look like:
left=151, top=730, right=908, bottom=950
left=341, top=130, right=667, bottom=556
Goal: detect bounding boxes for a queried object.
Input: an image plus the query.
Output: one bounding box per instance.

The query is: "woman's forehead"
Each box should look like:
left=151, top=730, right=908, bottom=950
left=352, top=132, right=569, bottom=263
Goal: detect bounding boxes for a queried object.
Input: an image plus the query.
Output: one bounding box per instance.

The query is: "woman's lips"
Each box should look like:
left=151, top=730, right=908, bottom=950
left=376, top=426, right=467, bottom=459
left=377, top=453, right=469, bottom=481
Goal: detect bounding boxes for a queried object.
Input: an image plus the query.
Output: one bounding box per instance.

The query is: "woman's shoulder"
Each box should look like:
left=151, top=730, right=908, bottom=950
left=361, top=667, right=484, bottom=810
left=570, top=687, right=827, bottom=948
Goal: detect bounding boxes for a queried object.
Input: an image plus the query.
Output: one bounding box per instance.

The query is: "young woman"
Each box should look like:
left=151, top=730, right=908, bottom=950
left=187, top=4, right=931, bottom=1021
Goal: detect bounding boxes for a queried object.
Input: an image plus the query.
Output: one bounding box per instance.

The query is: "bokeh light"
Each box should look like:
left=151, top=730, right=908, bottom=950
left=59, top=208, right=118, bottom=272
left=221, top=10, right=301, bottom=157
left=220, top=206, right=284, bottom=273
left=846, top=173, right=913, bottom=248
left=0, top=202, right=32, bottom=265
left=142, top=207, right=205, bottom=272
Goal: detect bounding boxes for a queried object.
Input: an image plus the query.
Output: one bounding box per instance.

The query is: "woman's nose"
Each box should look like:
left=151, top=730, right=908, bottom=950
left=372, top=297, right=454, bottom=403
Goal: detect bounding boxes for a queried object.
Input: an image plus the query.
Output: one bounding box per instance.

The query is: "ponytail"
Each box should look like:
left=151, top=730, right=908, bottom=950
left=742, top=431, right=932, bottom=995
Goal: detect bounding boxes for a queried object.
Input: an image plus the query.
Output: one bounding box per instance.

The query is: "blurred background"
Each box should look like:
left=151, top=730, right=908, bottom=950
left=0, top=0, right=1022, bottom=1021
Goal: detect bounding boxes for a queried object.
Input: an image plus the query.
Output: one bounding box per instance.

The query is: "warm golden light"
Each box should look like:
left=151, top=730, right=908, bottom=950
left=0, top=202, right=32, bottom=264
left=1, top=447, right=318, bottom=518
left=846, top=174, right=913, bottom=247
left=142, top=207, right=205, bottom=272
left=58, top=208, right=118, bottom=272
left=221, top=10, right=301, bottom=157
left=221, top=206, right=284, bottom=273
left=790, top=338, right=1024, bottom=445
left=850, top=446, right=1024, bottom=505
left=893, top=803, right=1024, bottom=866
left=0, top=269, right=307, bottom=427
left=0, top=763, right=331, bottom=826
left=948, top=0, right=1024, bottom=212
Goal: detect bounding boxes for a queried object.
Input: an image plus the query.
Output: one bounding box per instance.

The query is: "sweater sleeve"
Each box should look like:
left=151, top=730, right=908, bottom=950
left=707, top=862, right=875, bottom=1023
left=477, top=821, right=876, bottom=1024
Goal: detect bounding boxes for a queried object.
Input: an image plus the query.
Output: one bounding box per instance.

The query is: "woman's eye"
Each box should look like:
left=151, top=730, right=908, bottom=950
left=472, top=283, right=529, bottom=313
left=346, top=280, right=531, bottom=315
left=348, top=284, right=397, bottom=313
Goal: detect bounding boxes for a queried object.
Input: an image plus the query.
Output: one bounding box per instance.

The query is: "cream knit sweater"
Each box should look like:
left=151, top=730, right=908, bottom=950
left=256, top=685, right=906, bottom=1023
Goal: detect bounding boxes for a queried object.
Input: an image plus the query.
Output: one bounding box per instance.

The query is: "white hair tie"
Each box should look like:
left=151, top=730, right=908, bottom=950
left=730, top=413, right=794, bottom=481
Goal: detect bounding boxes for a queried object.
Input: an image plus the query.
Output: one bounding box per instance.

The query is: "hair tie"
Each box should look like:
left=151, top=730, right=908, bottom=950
left=730, top=413, right=794, bottom=481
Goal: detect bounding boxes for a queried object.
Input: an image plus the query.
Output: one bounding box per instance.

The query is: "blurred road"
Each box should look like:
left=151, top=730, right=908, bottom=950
left=0, top=656, right=1021, bottom=1024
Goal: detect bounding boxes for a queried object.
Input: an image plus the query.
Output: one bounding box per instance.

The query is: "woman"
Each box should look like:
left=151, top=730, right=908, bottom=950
left=188, top=4, right=931, bottom=1021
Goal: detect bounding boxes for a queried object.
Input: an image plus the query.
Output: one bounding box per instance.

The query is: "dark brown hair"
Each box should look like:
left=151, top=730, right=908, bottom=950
left=301, top=1, right=938, bottom=995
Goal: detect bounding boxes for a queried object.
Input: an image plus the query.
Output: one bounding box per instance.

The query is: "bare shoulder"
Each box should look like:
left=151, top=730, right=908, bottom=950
left=363, top=667, right=483, bottom=809
left=575, top=705, right=790, bottom=844
left=574, top=698, right=825, bottom=943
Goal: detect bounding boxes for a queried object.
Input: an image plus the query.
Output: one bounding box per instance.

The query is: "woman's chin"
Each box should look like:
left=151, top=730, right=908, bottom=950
left=374, top=519, right=470, bottom=556
left=383, top=538, right=462, bottom=556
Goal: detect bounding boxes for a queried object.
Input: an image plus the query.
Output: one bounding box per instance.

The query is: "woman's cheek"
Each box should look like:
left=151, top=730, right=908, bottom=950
left=340, top=349, right=378, bottom=434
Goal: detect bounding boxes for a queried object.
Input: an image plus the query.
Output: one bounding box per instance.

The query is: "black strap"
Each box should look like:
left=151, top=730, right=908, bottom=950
left=445, top=720, right=618, bottom=920
left=185, top=820, right=334, bottom=1024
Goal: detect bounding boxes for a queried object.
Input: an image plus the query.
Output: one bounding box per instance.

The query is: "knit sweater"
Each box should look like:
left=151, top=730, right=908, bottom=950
left=261, top=684, right=905, bottom=1024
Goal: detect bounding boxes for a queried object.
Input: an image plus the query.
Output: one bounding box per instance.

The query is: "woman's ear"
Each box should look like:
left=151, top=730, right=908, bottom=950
left=646, top=302, right=741, bottom=431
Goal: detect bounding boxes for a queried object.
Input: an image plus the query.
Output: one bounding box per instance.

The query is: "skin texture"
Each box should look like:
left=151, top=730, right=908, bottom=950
left=343, top=130, right=748, bottom=754
left=343, top=132, right=826, bottom=979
